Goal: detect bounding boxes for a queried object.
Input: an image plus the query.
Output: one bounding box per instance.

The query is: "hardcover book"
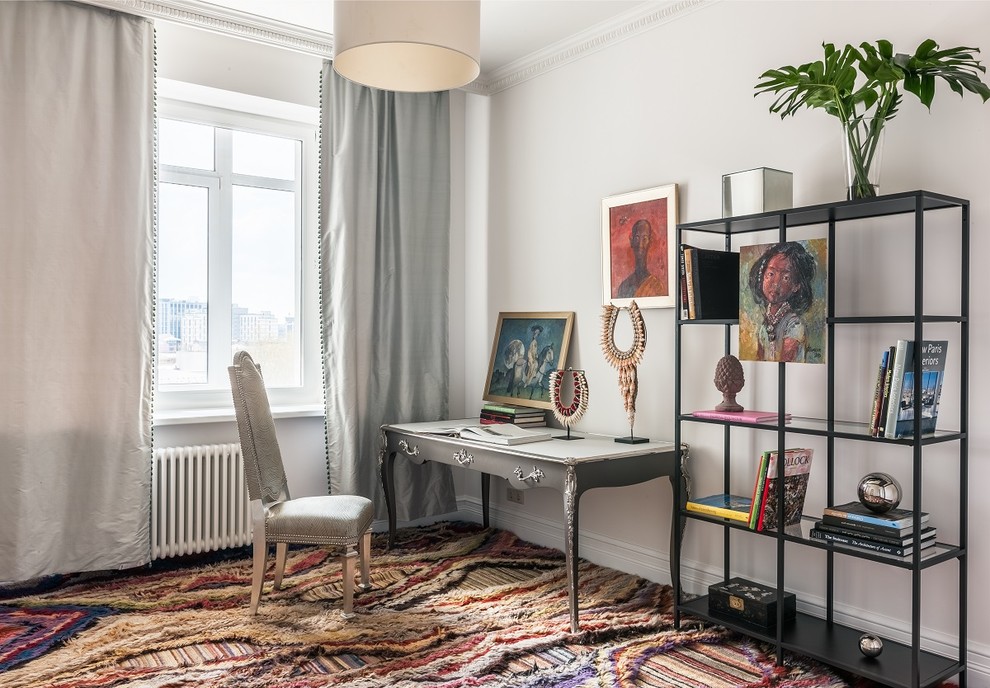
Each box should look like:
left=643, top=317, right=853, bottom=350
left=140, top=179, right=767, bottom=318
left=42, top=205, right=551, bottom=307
left=682, top=245, right=697, bottom=319
left=822, top=501, right=929, bottom=531
left=749, top=452, right=771, bottom=530
left=819, top=515, right=921, bottom=538
left=755, top=448, right=814, bottom=531
left=481, top=403, right=547, bottom=417
left=679, top=244, right=691, bottom=320
left=479, top=410, right=547, bottom=425
left=686, top=493, right=752, bottom=522
left=887, top=340, right=949, bottom=439
left=868, top=348, right=890, bottom=435
left=875, top=344, right=897, bottom=437
left=882, top=339, right=912, bottom=438
left=809, top=527, right=935, bottom=557
left=813, top=520, right=936, bottom=548
left=479, top=415, right=547, bottom=427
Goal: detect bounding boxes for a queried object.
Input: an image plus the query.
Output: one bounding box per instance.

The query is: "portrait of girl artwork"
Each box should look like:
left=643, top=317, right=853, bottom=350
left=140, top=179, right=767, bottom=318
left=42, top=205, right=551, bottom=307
left=738, top=239, right=828, bottom=364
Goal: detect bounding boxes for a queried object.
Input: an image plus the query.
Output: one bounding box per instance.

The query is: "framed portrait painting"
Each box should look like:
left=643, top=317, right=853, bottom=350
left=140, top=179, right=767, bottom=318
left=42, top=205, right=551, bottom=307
left=483, top=311, right=575, bottom=410
left=601, top=183, right=678, bottom=309
left=738, top=238, right=828, bottom=364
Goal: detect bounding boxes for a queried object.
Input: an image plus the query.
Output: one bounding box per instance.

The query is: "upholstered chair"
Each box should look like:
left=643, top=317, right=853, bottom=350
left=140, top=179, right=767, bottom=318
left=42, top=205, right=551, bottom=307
left=228, top=350, right=374, bottom=617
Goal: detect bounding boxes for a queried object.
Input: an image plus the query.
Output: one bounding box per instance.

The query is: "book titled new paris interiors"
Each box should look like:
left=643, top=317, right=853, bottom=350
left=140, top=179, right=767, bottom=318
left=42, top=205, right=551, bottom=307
left=883, top=340, right=949, bottom=439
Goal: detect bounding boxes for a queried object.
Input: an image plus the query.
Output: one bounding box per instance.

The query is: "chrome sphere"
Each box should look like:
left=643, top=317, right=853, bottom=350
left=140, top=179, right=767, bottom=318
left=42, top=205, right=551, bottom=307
left=859, top=633, right=883, bottom=658
left=857, top=472, right=902, bottom=513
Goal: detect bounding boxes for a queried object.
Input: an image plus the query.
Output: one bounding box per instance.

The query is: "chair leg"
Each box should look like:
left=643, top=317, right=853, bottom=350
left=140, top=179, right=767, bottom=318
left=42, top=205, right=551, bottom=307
left=273, top=542, right=288, bottom=590
left=250, top=532, right=268, bottom=615
left=358, top=530, right=372, bottom=591
left=341, top=548, right=358, bottom=619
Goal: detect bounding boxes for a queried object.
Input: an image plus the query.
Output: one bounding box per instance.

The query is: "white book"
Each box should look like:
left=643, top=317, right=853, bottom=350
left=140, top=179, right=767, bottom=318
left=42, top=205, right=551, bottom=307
left=458, top=423, right=553, bottom=445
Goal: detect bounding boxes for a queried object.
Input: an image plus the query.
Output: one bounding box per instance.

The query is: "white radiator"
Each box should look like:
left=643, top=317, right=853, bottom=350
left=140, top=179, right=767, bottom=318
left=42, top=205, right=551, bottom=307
left=151, top=444, right=252, bottom=560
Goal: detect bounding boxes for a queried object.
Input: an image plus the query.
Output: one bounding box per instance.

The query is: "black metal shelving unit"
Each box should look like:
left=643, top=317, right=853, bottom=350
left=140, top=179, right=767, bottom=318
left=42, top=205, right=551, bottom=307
left=671, top=190, right=968, bottom=688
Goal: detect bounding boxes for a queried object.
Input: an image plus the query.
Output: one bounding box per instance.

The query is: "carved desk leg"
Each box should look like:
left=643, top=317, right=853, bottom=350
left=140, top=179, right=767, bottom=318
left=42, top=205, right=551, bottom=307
left=481, top=473, right=491, bottom=528
left=378, top=429, right=398, bottom=550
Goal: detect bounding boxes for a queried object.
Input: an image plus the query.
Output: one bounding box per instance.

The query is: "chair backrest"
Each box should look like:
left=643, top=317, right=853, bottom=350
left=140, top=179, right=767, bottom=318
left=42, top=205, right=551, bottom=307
left=228, top=350, right=290, bottom=506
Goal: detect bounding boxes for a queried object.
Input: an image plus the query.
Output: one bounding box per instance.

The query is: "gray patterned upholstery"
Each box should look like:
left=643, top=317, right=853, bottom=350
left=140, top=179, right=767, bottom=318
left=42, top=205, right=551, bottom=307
left=229, top=351, right=374, bottom=617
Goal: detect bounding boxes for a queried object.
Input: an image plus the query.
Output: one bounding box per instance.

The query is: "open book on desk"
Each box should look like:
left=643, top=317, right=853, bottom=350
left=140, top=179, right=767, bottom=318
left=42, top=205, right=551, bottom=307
left=452, top=423, right=553, bottom=445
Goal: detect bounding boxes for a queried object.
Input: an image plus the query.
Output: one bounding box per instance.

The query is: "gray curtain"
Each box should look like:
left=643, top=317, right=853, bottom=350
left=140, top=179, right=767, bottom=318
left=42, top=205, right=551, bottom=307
left=320, top=63, right=456, bottom=521
left=0, top=2, right=155, bottom=581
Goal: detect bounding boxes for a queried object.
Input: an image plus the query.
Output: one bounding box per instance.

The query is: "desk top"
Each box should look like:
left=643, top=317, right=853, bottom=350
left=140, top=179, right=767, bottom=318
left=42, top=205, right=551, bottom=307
left=383, top=419, right=676, bottom=466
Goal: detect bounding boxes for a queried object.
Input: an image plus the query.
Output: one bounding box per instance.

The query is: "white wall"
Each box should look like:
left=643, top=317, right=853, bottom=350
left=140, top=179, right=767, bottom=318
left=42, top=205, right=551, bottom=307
left=153, top=3, right=990, bottom=679
left=463, top=0, right=990, bottom=680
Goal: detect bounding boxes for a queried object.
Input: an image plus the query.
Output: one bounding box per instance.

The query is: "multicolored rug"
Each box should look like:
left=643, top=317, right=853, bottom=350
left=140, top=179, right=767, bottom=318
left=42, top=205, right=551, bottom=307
left=0, top=522, right=947, bottom=687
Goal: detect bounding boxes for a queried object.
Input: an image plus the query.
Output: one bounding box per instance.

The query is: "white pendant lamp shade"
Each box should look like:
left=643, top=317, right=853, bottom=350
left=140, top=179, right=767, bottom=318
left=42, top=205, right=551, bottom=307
left=333, top=0, right=480, bottom=92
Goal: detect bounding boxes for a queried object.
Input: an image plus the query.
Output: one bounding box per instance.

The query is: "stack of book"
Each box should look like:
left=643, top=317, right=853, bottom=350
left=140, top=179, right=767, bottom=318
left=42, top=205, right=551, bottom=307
left=685, top=448, right=814, bottom=530
left=810, top=501, right=936, bottom=559
left=867, top=339, right=948, bottom=438
left=479, top=403, right=547, bottom=427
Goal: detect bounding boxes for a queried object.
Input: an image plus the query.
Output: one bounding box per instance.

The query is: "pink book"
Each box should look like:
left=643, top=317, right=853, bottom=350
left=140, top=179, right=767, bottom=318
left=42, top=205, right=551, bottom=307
left=691, top=409, right=792, bottom=423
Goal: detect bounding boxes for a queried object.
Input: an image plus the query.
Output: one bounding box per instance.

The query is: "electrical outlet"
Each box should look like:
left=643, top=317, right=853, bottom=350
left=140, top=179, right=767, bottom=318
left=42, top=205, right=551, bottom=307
left=506, top=486, right=524, bottom=504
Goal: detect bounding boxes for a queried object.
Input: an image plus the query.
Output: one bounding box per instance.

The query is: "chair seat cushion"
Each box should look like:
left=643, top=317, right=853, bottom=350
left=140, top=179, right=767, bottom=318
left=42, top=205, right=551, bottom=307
left=266, top=495, right=374, bottom=545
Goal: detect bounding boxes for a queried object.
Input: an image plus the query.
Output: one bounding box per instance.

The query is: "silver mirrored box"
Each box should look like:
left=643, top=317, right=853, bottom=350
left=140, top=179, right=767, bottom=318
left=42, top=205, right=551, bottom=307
left=722, top=167, right=793, bottom=217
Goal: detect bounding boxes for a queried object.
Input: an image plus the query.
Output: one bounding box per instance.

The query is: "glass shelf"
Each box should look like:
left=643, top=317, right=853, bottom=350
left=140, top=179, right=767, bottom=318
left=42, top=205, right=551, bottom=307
left=676, top=189, right=966, bottom=235
left=680, top=513, right=962, bottom=569
left=679, top=414, right=962, bottom=443
left=678, top=597, right=962, bottom=688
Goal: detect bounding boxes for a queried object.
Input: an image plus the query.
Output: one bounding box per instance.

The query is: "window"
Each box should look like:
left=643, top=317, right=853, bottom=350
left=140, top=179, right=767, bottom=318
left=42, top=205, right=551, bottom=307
left=155, top=80, right=320, bottom=417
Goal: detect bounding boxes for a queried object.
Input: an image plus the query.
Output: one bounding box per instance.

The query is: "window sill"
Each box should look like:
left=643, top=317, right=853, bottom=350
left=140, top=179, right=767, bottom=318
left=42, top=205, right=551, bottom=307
left=154, top=404, right=325, bottom=426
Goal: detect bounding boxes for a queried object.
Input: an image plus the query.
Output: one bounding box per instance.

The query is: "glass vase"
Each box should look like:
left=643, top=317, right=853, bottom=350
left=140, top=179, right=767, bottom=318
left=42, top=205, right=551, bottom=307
left=842, top=116, right=885, bottom=200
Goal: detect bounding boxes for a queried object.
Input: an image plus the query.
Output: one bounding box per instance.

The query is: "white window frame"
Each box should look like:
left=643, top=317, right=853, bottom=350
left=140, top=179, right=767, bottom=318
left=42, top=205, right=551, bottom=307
left=154, top=79, right=322, bottom=421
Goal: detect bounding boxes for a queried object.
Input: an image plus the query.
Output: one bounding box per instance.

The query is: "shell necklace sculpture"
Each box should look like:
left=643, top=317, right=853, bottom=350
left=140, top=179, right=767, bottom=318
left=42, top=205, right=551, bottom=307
left=601, top=301, right=647, bottom=437
left=549, top=368, right=589, bottom=439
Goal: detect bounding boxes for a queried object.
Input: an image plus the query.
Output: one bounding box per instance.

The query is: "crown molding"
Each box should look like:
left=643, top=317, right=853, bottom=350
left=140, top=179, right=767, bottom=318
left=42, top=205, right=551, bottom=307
left=80, top=0, right=333, bottom=57
left=477, top=0, right=713, bottom=95
left=80, top=0, right=711, bottom=95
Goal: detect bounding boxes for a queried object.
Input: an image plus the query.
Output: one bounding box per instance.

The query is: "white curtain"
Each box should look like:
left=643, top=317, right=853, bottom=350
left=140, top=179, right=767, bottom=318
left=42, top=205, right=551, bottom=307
left=321, top=63, right=456, bottom=520
left=0, top=2, right=155, bottom=581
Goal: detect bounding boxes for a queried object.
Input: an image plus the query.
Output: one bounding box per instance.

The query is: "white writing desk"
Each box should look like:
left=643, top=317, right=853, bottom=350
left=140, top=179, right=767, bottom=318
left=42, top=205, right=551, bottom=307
left=379, top=419, right=688, bottom=632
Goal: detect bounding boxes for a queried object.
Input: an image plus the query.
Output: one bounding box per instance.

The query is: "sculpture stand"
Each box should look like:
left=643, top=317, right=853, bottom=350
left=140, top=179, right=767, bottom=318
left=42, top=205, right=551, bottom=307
left=549, top=368, right=588, bottom=441
left=554, top=425, right=583, bottom=441
left=600, top=302, right=648, bottom=446
left=615, top=429, right=649, bottom=445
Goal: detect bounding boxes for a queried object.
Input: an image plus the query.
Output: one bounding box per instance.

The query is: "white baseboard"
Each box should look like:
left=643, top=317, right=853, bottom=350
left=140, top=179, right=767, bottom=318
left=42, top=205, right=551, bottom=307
left=442, top=495, right=990, bottom=687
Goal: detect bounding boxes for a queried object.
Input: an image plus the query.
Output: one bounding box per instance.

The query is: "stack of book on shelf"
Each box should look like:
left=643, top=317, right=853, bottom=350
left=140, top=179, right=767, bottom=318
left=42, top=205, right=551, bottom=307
left=810, top=501, right=936, bottom=559
left=685, top=447, right=813, bottom=531
left=479, top=403, right=547, bottom=427
left=868, top=339, right=948, bottom=439
left=679, top=245, right=739, bottom=320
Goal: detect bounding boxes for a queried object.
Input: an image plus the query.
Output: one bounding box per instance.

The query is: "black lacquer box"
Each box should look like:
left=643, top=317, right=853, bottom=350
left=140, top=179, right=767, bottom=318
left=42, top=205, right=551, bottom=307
left=708, top=577, right=796, bottom=627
